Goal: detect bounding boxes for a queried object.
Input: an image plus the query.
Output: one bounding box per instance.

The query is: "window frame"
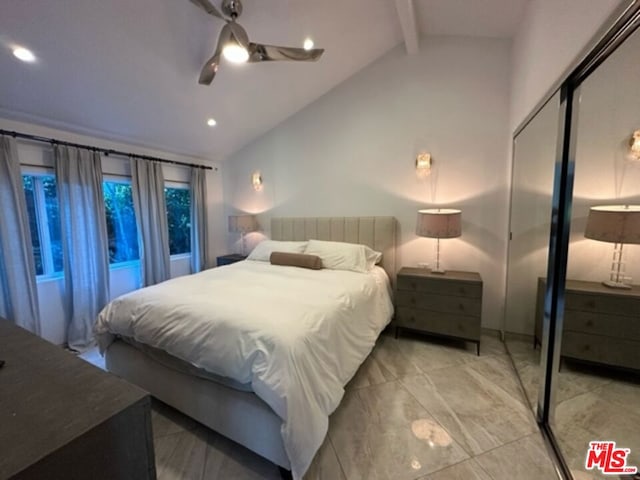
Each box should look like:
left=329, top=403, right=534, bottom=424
left=21, top=169, right=193, bottom=280
left=21, top=168, right=64, bottom=281
left=102, top=174, right=141, bottom=268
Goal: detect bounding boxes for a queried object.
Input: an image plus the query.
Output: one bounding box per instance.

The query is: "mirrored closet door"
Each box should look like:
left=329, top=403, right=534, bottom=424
left=505, top=3, right=640, bottom=479
left=504, top=92, right=560, bottom=412
left=551, top=19, right=640, bottom=479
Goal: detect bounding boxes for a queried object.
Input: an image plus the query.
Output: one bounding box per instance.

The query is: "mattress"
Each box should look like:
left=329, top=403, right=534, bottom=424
left=95, top=260, right=393, bottom=479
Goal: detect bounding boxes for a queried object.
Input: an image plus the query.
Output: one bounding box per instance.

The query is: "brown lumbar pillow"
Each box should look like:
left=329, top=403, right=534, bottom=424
left=270, top=251, right=323, bottom=270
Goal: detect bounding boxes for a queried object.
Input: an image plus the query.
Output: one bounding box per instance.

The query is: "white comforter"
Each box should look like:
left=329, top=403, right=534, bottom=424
left=95, top=260, right=393, bottom=479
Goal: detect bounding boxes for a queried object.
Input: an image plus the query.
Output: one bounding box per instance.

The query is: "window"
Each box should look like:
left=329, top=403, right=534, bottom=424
left=22, top=174, right=63, bottom=276
left=22, top=176, right=43, bottom=275
left=103, top=180, right=139, bottom=264
left=164, top=186, right=191, bottom=256
left=22, top=173, right=190, bottom=275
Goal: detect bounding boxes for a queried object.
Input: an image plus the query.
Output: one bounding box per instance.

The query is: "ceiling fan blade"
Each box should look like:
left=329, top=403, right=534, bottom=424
left=198, top=24, right=231, bottom=85
left=228, top=21, right=250, bottom=49
left=199, top=53, right=221, bottom=85
left=248, top=43, right=324, bottom=63
left=189, top=0, right=226, bottom=20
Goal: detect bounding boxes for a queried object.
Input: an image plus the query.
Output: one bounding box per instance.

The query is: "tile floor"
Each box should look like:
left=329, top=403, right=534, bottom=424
left=81, top=331, right=558, bottom=480
left=507, top=337, right=640, bottom=480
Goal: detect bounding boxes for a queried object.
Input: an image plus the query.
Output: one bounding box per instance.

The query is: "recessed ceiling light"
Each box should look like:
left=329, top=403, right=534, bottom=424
left=303, top=38, right=314, bottom=51
left=13, top=46, right=36, bottom=63
left=207, top=118, right=217, bottom=127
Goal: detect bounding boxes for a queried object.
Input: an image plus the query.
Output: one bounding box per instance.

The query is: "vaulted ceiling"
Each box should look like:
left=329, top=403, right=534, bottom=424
left=0, top=0, right=528, bottom=160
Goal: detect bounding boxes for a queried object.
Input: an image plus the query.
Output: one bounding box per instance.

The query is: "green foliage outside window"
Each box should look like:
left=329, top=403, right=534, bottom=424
left=165, top=187, right=191, bottom=255
left=22, top=176, right=43, bottom=275
left=103, top=182, right=139, bottom=264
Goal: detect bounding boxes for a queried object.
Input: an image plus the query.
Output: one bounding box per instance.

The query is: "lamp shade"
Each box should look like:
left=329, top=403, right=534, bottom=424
left=584, top=205, right=640, bottom=244
left=228, top=215, right=257, bottom=233
left=416, top=209, right=462, bottom=239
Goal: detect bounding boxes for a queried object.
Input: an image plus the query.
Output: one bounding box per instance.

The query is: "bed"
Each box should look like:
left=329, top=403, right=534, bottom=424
left=96, top=216, right=397, bottom=479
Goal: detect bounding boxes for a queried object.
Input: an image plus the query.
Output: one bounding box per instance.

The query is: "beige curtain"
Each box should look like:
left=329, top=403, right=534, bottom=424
left=130, top=157, right=170, bottom=286
left=0, top=135, right=41, bottom=333
left=54, top=145, right=110, bottom=351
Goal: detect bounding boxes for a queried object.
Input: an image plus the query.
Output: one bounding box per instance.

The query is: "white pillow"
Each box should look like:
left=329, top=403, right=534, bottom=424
left=246, top=240, right=308, bottom=262
left=304, top=239, right=382, bottom=273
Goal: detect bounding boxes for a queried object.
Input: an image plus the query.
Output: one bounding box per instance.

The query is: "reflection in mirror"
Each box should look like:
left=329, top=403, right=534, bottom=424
left=504, top=91, right=560, bottom=413
left=553, top=24, right=640, bottom=479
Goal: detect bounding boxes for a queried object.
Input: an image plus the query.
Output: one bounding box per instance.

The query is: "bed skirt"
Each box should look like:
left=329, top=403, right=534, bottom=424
left=105, top=340, right=290, bottom=469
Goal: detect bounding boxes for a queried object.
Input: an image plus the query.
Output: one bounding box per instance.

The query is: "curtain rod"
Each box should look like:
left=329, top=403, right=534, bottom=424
left=0, top=129, right=215, bottom=171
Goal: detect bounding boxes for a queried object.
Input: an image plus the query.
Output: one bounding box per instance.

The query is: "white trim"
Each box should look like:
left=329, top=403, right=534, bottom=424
left=164, top=180, right=190, bottom=189
left=20, top=164, right=52, bottom=176
left=103, top=173, right=131, bottom=183
left=170, top=253, right=191, bottom=261
left=109, top=259, right=141, bottom=271
left=36, top=271, right=64, bottom=283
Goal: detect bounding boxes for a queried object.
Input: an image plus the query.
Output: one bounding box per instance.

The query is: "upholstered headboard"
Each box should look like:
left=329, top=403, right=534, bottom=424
left=271, top=216, right=398, bottom=282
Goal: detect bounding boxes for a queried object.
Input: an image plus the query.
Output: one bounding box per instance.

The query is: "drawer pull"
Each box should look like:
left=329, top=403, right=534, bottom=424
left=583, top=345, right=591, bottom=351
left=409, top=316, right=415, bottom=323
left=458, top=303, right=464, bottom=311
left=411, top=282, right=417, bottom=289
left=586, top=320, right=593, bottom=327
left=410, top=297, right=416, bottom=305
left=586, top=300, right=596, bottom=309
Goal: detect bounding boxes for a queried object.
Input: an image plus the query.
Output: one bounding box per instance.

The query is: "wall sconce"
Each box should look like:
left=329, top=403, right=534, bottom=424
left=252, top=171, right=262, bottom=191
left=629, top=130, right=640, bottom=159
left=415, top=151, right=432, bottom=174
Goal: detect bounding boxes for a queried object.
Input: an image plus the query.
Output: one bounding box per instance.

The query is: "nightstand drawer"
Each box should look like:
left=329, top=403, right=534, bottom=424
left=565, top=292, right=640, bottom=317
left=397, top=276, right=482, bottom=299
left=564, top=310, right=640, bottom=341
left=395, top=290, right=481, bottom=317
left=396, top=307, right=481, bottom=341
left=562, top=331, right=640, bottom=370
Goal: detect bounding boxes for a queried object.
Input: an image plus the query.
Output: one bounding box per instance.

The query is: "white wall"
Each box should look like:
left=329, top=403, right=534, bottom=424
left=223, top=37, right=511, bottom=329
left=0, top=117, right=227, bottom=344
left=509, top=0, right=623, bottom=132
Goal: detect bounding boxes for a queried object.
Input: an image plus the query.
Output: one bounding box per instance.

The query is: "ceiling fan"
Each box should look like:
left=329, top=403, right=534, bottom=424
left=189, top=0, right=325, bottom=85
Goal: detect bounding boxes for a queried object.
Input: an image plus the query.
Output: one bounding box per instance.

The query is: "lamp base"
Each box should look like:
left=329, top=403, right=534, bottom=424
left=430, top=268, right=446, bottom=274
left=602, top=280, right=632, bottom=290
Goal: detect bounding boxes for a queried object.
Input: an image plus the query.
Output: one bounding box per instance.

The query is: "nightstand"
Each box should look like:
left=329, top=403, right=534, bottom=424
left=216, top=254, right=247, bottom=266
left=535, top=278, right=640, bottom=370
left=395, top=267, right=483, bottom=355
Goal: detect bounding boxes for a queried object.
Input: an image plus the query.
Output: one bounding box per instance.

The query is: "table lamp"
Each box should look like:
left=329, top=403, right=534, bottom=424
left=416, top=209, right=462, bottom=274
left=228, top=215, right=257, bottom=256
left=584, top=205, right=640, bottom=289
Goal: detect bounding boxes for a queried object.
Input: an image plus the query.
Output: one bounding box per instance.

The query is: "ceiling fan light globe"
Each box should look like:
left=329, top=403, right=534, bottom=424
left=222, top=43, right=249, bottom=63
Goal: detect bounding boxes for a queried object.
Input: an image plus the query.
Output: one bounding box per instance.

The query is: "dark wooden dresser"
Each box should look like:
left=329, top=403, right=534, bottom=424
left=395, top=268, right=483, bottom=354
left=0, top=319, right=156, bottom=479
left=535, top=278, right=640, bottom=371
